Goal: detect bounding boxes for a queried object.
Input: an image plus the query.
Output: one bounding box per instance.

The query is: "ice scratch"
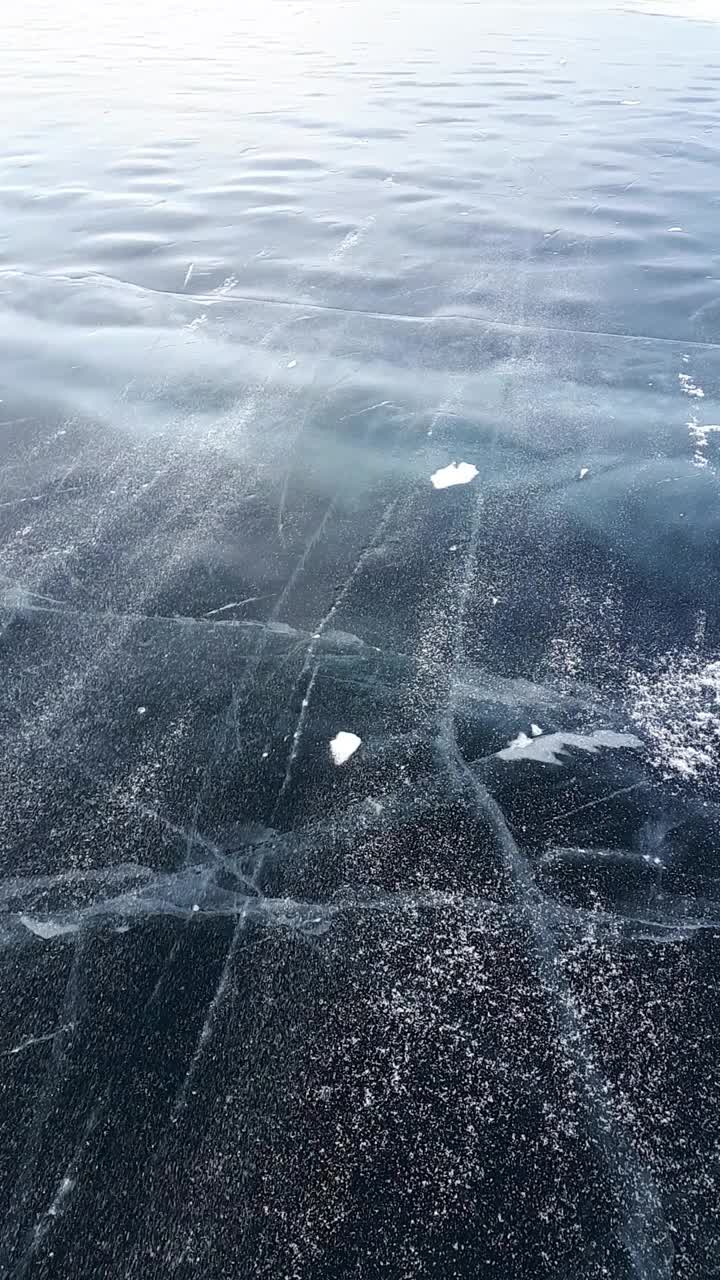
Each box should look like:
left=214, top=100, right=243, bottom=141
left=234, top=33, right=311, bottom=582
left=270, top=664, right=320, bottom=819
left=3, top=1025, right=74, bottom=1056
left=204, top=595, right=273, bottom=616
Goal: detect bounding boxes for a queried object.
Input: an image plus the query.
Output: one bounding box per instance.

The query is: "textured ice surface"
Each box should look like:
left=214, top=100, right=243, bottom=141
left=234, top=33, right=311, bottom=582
left=1, top=3, right=720, bottom=1276
left=1, top=293, right=718, bottom=1280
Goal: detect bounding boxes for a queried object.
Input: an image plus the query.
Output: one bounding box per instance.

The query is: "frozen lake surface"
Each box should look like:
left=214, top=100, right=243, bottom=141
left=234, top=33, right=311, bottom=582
left=0, top=2, right=719, bottom=1276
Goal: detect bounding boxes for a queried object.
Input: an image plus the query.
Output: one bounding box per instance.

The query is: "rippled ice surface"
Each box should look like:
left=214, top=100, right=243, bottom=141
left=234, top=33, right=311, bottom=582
left=1, top=2, right=719, bottom=1277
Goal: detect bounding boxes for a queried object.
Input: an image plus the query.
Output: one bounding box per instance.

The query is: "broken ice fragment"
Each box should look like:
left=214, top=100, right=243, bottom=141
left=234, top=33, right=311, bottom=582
left=579, top=467, right=589, bottom=480
left=430, top=462, right=478, bottom=490
left=329, top=731, right=362, bottom=765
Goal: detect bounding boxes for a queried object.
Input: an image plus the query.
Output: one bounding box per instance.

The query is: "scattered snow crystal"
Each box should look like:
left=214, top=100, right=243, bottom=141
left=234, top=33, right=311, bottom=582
left=688, top=418, right=720, bottom=469
left=679, top=372, right=704, bottom=398
left=628, top=652, right=720, bottom=779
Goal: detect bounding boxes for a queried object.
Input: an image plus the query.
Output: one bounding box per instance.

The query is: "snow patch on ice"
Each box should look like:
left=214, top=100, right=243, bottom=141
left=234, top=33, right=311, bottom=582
left=497, top=729, right=643, bottom=766
left=330, top=731, right=362, bottom=766
left=431, top=462, right=478, bottom=490
left=679, top=372, right=704, bottom=398
left=330, top=215, right=376, bottom=262
left=688, top=417, right=720, bottom=469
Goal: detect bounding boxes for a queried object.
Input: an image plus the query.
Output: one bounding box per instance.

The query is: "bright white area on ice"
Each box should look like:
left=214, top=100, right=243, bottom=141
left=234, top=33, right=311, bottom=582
left=498, top=729, right=643, bottom=766
left=431, top=462, right=478, bottom=489
left=329, top=731, right=362, bottom=765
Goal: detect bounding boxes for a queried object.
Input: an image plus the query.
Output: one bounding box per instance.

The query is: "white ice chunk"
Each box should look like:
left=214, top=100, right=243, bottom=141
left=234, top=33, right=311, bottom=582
left=497, top=729, right=643, bottom=766
left=330, top=731, right=362, bottom=765
left=287, top=359, right=298, bottom=369
left=431, top=462, right=478, bottom=490
left=530, top=723, right=543, bottom=737
left=579, top=467, right=589, bottom=480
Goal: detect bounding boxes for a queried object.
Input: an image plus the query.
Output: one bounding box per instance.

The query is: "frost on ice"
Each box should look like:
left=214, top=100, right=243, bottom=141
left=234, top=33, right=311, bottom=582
left=628, top=651, right=720, bottom=779
left=430, top=462, right=478, bottom=490
left=329, top=731, right=362, bottom=765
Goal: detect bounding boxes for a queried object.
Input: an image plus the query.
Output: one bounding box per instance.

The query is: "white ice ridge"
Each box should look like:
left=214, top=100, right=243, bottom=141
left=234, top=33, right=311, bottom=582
left=497, top=729, right=643, bottom=765
left=430, top=462, right=478, bottom=489
left=329, top=731, right=362, bottom=765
